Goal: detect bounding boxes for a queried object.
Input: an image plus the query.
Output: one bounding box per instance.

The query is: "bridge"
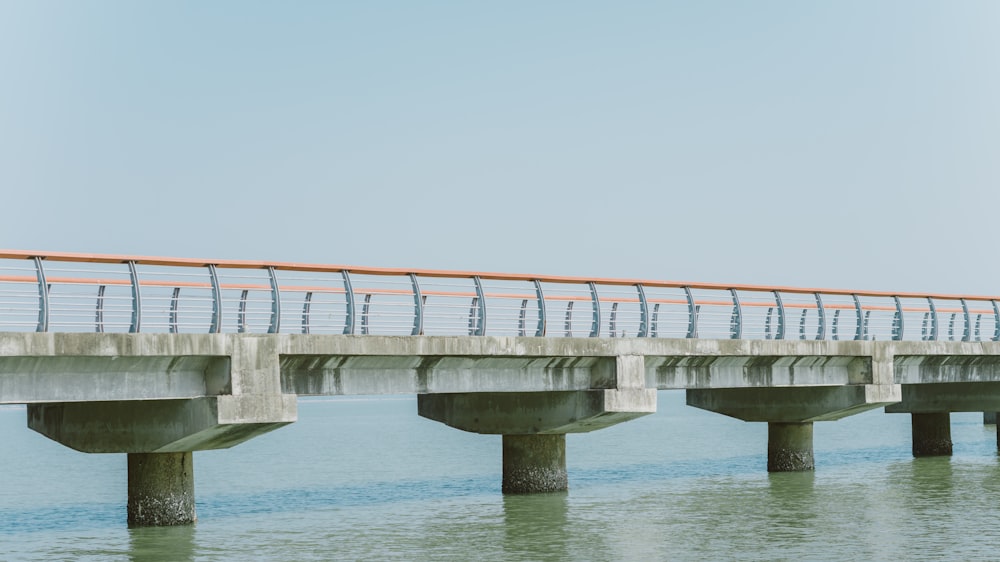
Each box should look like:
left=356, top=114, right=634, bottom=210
left=3, top=249, right=1000, bottom=526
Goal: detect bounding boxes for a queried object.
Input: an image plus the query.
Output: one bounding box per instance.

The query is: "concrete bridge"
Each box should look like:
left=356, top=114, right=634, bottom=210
left=3, top=250, right=1000, bottom=526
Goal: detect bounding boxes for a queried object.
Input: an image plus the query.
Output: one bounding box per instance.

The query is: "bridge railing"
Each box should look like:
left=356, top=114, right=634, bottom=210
left=1, top=250, right=998, bottom=342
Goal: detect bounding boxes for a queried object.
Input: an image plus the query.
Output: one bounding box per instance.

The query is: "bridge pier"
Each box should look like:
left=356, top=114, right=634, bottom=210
left=502, top=434, right=567, bottom=493
left=767, top=422, right=814, bottom=472
left=417, top=355, right=655, bottom=493
left=884, top=382, right=1000, bottom=457
left=687, top=383, right=899, bottom=472
left=127, top=452, right=196, bottom=527
left=910, top=413, right=952, bottom=457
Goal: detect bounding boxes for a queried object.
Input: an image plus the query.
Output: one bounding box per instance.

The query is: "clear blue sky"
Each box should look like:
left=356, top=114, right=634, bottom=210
left=1, top=1, right=997, bottom=294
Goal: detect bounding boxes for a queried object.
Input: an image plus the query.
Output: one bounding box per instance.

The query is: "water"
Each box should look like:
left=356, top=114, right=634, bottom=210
left=3, top=391, right=1000, bottom=561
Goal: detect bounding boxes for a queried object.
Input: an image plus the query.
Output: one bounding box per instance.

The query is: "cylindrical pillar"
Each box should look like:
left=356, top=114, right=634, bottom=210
left=984, top=412, right=997, bottom=425
left=911, top=413, right=952, bottom=457
left=767, top=422, right=814, bottom=472
left=502, top=434, right=567, bottom=494
left=127, top=452, right=196, bottom=527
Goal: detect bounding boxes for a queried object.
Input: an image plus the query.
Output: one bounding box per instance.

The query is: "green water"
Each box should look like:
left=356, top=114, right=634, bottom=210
left=3, top=392, right=1000, bottom=561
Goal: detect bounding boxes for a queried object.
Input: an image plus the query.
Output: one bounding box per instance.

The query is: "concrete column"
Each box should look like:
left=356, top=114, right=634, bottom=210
left=984, top=412, right=997, bottom=425
left=127, top=452, right=196, bottom=527
left=911, top=413, right=952, bottom=457
left=767, top=422, right=814, bottom=472
left=502, top=434, right=567, bottom=494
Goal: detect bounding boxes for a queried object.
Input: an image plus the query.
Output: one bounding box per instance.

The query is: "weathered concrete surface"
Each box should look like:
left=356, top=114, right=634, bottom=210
left=502, top=434, right=567, bottom=493
left=27, top=395, right=297, bottom=452
left=128, top=452, right=195, bottom=527
left=417, top=355, right=655, bottom=434
left=768, top=422, right=814, bottom=472
left=685, top=385, right=900, bottom=422
left=911, top=412, right=952, bottom=457
left=418, top=390, right=654, bottom=434
left=885, top=382, right=1000, bottom=413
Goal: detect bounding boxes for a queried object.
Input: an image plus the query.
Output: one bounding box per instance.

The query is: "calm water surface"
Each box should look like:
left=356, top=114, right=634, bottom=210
left=3, top=391, right=1000, bottom=561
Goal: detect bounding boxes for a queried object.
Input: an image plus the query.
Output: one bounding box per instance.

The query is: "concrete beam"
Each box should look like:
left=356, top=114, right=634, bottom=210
left=686, top=384, right=900, bottom=423
left=648, top=356, right=871, bottom=389
left=0, top=356, right=229, bottom=404
left=27, top=395, right=297, bottom=453
left=884, top=382, right=1000, bottom=413
left=418, top=389, right=654, bottom=434
left=281, top=355, right=607, bottom=396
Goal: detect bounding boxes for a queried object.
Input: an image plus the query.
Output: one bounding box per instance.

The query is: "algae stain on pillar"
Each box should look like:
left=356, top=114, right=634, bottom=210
left=127, top=452, right=196, bottom=527
left=502, top=434, right=568, bottom=494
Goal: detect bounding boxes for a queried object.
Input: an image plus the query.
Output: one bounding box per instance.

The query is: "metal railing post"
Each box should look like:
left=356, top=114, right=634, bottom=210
left=684, top=287, right=698, bottom=339
left=588, top=282, right=600, bottom=338
left=729, top=289, right=742, bottom=339
left=208, top=264, right=222, bottom=333
left=636, top=284, right=649, bottom=337
left=533, top=280, right=546, bottom=337
left=342, top=271, right=355, bottom=335
left=814, top=293, right=826, bottom=340
left=410, top=274, right=423, bottom=336
left=33, top=257, right=48, bottom=333
left=127, top=261, right=141, bottom=333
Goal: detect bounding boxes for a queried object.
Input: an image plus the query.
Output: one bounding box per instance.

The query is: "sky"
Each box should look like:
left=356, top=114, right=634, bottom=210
left=0, top=1, right=998, bottom=295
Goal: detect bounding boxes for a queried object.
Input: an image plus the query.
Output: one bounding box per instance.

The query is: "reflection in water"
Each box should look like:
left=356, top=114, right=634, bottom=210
left=502, top=493, right=571, bottom=561
left=129, top=524, right=196, bottom=562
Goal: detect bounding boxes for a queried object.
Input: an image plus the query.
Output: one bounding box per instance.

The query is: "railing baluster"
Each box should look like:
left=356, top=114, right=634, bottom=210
left=610, top=302, right=618, bottom=338
left=238, top=289, right=249, bottom=333
left=361, top=294, right=372, bottom=335
left=32, top=257, right=49, bottom=333
left=636, top=284, right=649, bottom=337
left=798, top=309, right=807, bottom=340
left=927, top=297, right=939, bottom=341
left=410, top=274, right=423, bottom=336
left=852, top=294, right=864, bottom=341
left=773, top=291, right=785, bottom=340
left=729, top=289, right=742, bottom=340
left=685, top=287, right=698, bottom=339
left=301, top=292, right=313, bottom=335
left=208, top=264, right=222, bottom=334
left=518, top=299, right=528, bottom=336
left=588, top=282, right=600, bottom=338
left=533, top=280, right=545, bottom=337
left=814, top=293, right=825, bottom=340
left=564, top=301, right=574, bottom=337
left=961, top=299, right=971, bottom=342
left=892, top=296, right=903, bottom=341
left=468, top=297, right=479, bottom=336
left=95, top=285, right=105, bottom=333
left=473, top=276, right=486, bottom=336
left=267, top=266, right=280, bottom=334
left=127, top=260, right=141, bottom=333
left=651, top=303, right=660, bottom=338
left=342, top=271, right=355, bottom=335
left=169, top=287, right=180, bottom=334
